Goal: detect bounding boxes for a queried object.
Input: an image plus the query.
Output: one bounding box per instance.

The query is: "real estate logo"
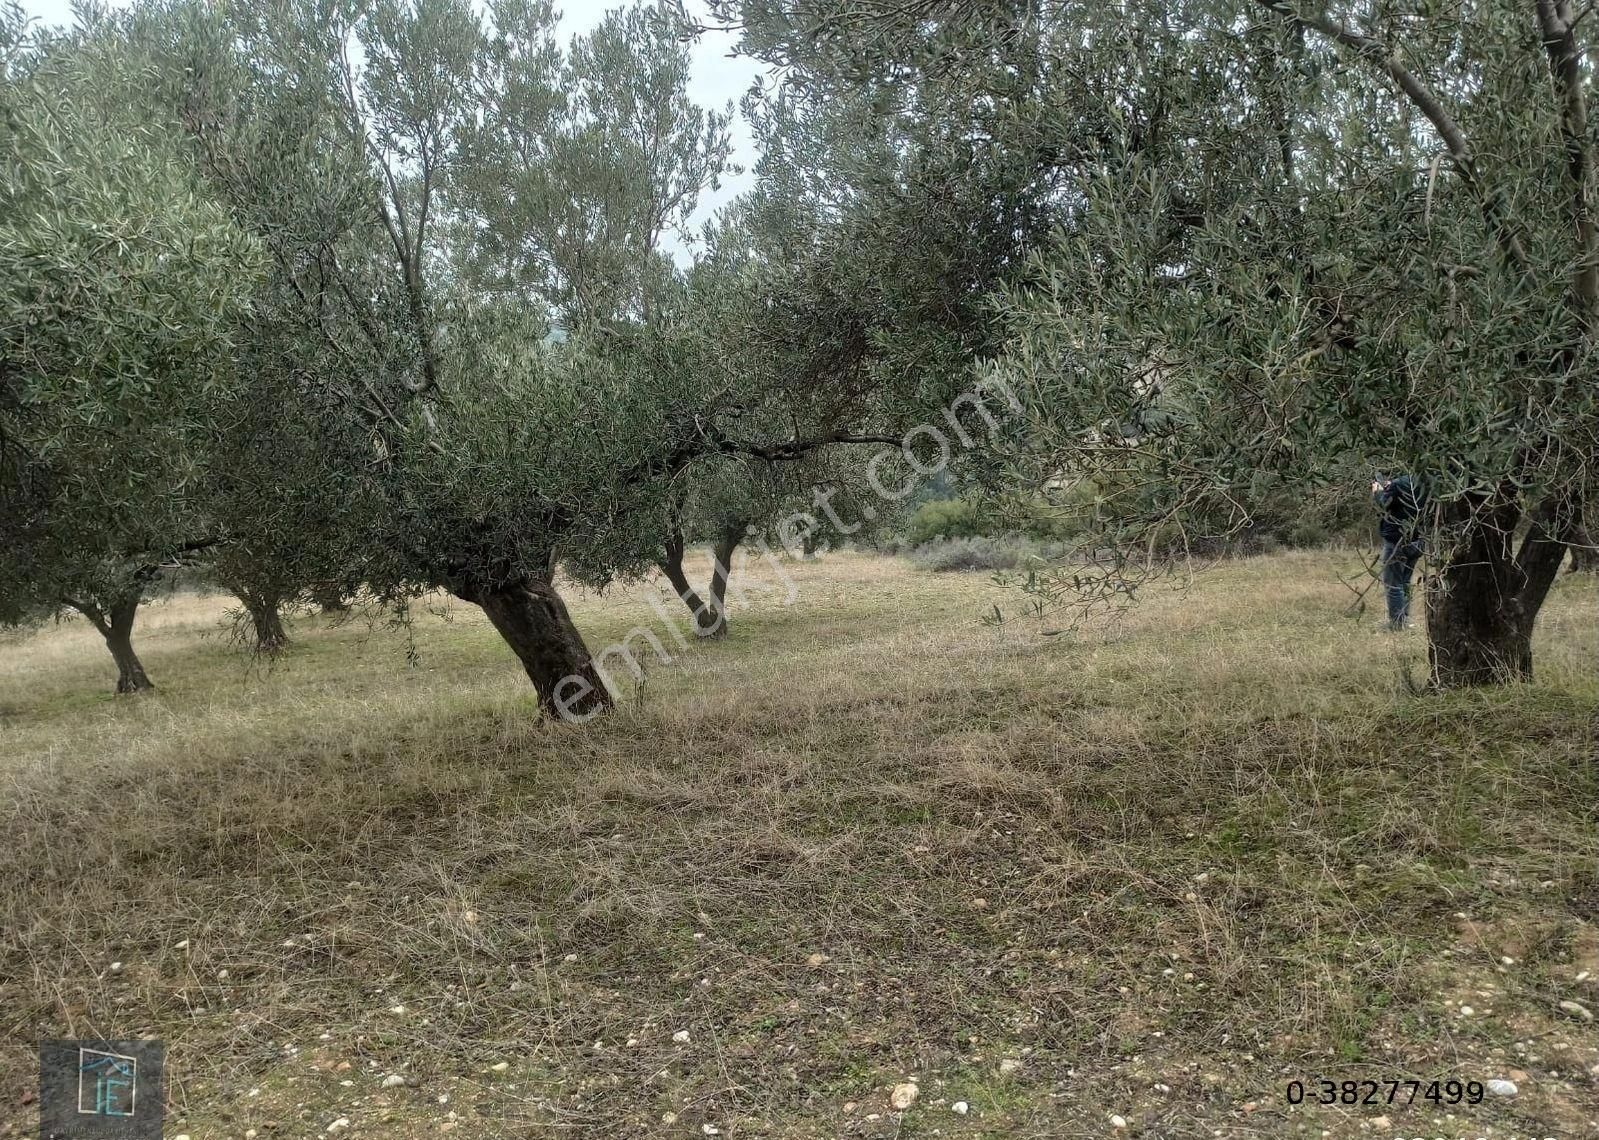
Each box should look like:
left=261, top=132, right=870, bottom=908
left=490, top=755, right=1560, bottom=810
left=38, top=1039, right=164, bottom=1139
left=77, top=1048, right=137, bottom=1117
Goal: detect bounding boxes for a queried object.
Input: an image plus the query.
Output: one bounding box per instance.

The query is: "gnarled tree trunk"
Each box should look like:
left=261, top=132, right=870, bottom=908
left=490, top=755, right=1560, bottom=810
left=67, top=593, right=154, bottom=694
left=659, top=524, right=741, bottom=639
left=1426, top=496, right=1569, bottom=687
left=236, top=588, right=290, bottom=654
left=459, top=577, right=613, bottom=721
left=104, top=595, right=154, bottom=694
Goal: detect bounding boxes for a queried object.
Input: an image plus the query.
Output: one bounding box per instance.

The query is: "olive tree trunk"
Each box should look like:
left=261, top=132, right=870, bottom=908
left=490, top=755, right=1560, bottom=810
left=236, top=588, right=290, bottom=654
left=67, top=593, right=154, bottom=694
left=1426, top=498, right=1570, bottom=687
left=459, top=577, right=613, bottom=721
left=659, top=525, right=741, bottom=639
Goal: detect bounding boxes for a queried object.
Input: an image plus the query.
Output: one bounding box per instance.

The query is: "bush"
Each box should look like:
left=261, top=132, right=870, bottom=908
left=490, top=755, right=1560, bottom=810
left=907, top=535, right=1063, bottom=572
left=905, top=497, right=992, bottom=544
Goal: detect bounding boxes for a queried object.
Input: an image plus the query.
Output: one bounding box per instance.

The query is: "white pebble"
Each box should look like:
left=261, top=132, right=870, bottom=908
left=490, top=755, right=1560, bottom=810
left=1486, top=1078, right=1518, bottom=1097
left=489, top=1061, right=509, bottom=1073
left=381, top=1074, right=405, bottom=1088
left=951, top=1101, right=969, bottom=1115
left=1111, top=1115, right=1128, bottom=1129
left=672, top=1030, right=691, bottom=1044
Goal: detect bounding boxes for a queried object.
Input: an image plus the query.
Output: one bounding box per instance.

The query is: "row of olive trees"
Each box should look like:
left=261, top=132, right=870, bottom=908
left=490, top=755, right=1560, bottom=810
left=1, top=0, right=954, bottom=704
left=713, top=0, right=1599, bottom=687
left=12, top=0, right=1586, bottom=705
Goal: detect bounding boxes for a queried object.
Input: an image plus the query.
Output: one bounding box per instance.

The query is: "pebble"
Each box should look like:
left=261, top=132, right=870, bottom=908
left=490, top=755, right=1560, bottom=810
left=701, top=1126, right=720, bottom=1136
left=672, top=1030, right=691, bottom=1044
left=1558, top=1000, right=1593, bottom=1021
left=890, top=1082, right=919, bottom=1110
left=952, top=1101, right=969, bottom=1115
left=1486, top=1079, right=1518, bottom=1097
left=174, top=939, right=190, bottom=951
left=489, top=1062, right=509, bottom=1073
left=998, top=1058, right=1022, bottom=1074
left=661, top=1113, right=677, bottom=1125
left=327, top=1119, right=350, bottom=1133
left=1111, top=1115, right=1128, bottom=1129
left=562, top=953, right=578, bottom=963
left=381, top=1074, right=405, bottom=1088
left=110, top=962, right=123, bottom=973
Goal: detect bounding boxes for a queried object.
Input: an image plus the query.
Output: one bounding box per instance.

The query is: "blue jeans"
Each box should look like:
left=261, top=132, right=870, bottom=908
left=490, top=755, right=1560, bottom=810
left=1381, top=539, right=1422, bottom=629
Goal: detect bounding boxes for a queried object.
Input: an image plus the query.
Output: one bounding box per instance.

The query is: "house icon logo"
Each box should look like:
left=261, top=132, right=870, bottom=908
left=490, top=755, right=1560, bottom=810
left=77, top=1047, right=137, bottom=1116
left=38, top=1038, right=164, bottom=1138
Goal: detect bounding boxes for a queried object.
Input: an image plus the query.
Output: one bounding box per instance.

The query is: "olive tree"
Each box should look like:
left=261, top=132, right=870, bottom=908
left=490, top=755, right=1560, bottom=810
left=719, top=0, right=1599, bottom=687
left=979, top=0, right=1599, bottom=685
left=0, top=7, right=258, bottom=692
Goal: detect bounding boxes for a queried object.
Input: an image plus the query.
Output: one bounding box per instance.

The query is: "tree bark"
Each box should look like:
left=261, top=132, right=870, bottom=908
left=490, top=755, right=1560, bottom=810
left=67, top=594, right=155, bottom=694
left=1425, top=497, right=1570, bottom=686
left=659, top=525, right=739, bottom=639
left=463, top=578, right=613, bottom=721
left=704, top=528, right=741, bottom=638
left=105, top=595, right=154, bottom=694
left=238, top=589, right=290, bottom=654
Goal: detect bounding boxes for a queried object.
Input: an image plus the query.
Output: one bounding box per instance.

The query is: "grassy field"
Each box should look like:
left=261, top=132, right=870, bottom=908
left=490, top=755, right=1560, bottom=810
left=2, top=549, right=1597, bottom=1139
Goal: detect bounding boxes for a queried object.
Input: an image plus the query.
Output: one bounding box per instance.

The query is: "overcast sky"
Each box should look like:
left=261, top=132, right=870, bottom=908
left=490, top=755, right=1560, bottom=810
left=15, top=0, right=764, bottom=262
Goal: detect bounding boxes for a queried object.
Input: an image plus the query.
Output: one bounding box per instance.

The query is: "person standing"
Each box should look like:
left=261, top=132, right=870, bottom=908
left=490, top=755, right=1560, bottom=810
left=1371, top=474, right=1426, bottom=630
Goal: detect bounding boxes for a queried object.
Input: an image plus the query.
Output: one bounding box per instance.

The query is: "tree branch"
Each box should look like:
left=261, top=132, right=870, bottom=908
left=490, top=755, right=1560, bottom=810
left=1254, top=0, right=1532, bottom=272
left=1537, top=0, right=1599, bottom=333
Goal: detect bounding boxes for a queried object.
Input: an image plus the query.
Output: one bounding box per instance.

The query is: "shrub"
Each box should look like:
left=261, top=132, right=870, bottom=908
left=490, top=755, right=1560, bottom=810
left=905, top=497, right=991, bottom=544
left=908, top=535, right=1062, bottom=572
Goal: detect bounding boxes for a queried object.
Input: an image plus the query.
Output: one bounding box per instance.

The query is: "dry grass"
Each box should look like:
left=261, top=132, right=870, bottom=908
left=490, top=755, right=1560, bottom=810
left=2, top=549, right=1597, bottom=1139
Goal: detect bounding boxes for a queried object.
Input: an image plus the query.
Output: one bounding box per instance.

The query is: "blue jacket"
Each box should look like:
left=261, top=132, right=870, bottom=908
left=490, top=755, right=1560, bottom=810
left=1374, top=475, right=1426, bottom=544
